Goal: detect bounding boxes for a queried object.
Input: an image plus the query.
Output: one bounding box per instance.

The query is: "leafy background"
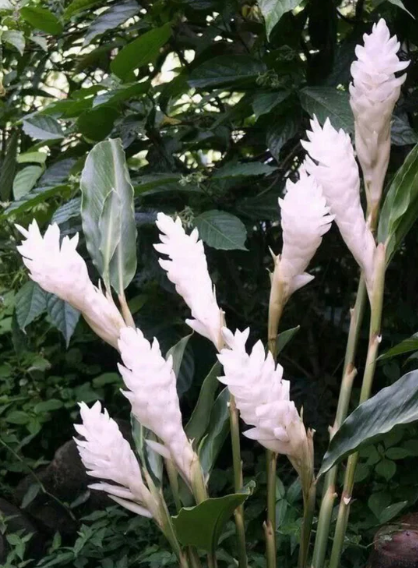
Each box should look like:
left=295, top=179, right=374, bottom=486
left=1, top=0, right=418, bottom=566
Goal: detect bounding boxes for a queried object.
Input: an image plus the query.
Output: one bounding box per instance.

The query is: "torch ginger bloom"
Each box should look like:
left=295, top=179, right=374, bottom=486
left=75, top=401, right=158, bottom=520
left=16, top=221, right=125, bottom=348
left=350, top=19, right=409, bottom=205
left=217, top=327, right=314, bottom=492
left=118, top=326, right=196, bottom=484
left=154, top=213, right=224, bottom=351
left=302, top=117, right=376, bottom=293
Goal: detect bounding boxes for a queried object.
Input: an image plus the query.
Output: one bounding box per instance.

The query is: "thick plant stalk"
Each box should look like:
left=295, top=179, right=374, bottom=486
left=229, top=396, right=248, bottom=568
left=298, top=482, right=317, bottom=568
left=311, top=276, right=366, bottom=567
left=265, top=450, right=278, bottom=568
left=329, top=244, right=386, bottom=568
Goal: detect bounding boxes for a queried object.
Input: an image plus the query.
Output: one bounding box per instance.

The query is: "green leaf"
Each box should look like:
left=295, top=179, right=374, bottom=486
left=267, top=112, right=300, bottom=160
left=64, top=0, right=101, bottom=19
left=378, top=144, right=418, bottom=262
left=34, top=399, right=64, bottom=413
left=300, top=87, right=354, bottom=133
left=172, top=489, right=252, bottom=553
left=193, top=210, right=247, bottom=251
left=319, top=370, right=418, bottom=477
left=189, top=55, right=267, bottom=89
left=13, top=165, right=43, bottom=200
left=258, top=0, right=303, bottom=38
left=21, top=483, right=41, bottom=509
left=111, top=23, right=172, bottom=81
left=77, top=106, right=119, bottom=141
left=213, top=162, right=277, bottom=179
left=85, top=1, right=140, bottom=44
left=199, top=388, right=230, bottom=476
left=131, top=416, right=163, bottom=486
left=186, top=362, right=221, bottom=447
left=378, top=335, right=418, bottom=360
left=93, top=82, right=149, bottom=107
left=2, top=184, right=70, bottom=219
left=22, top=116, right=64, bottom=141
left=252, top=90, right=290, bottom=120
left=379, top=501, right=408, bottom=524
left=52, top=198, right=81, bottom=225
left=276, top=326, right=300, bottom=355
left=391, top=115, right=418, bottom=146
left=0, top=129, right=18, bottom=200
left=20, top=7, right=63, bottom=35
left=167, top=334, right=194, bottom=397
left=81, top=139, right=137, bottom=294
left=15, top=281, right=47, bottom=330
left=6, top=411, right=30, bottom=425
left=17, top=151, right=47, bottom=165
left=375, top=459, right=396, bottom=481
left=3, top=30, right=25, bottom=55
left=384, top=0, right=414, bottom=18
left=46, top=294, right=80, bottom=347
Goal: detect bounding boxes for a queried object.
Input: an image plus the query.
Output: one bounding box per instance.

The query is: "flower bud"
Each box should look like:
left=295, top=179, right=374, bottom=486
left=154, top=213, right=224, bottom=350
left=350, top=19, right=409, bottom=205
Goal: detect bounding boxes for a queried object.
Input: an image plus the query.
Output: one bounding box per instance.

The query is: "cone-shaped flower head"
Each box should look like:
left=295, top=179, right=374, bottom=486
left=302, top=117, right=376, bottom=292
left=217, top=327, right=314, bottom=491
left=154, top=213, right=224, bottom=350
left=75, top=401, right=158, bottom=520
left=350, top=19, right=409, bottom=204
left=275, top=170, right=333, bottom=297
left=16, top=221, right=125, bottom=348
left=118, top=326, right=196, bottom=484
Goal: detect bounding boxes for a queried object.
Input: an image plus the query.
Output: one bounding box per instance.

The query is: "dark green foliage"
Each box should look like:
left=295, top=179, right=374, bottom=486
left=1, top=0, right=418, bottom=567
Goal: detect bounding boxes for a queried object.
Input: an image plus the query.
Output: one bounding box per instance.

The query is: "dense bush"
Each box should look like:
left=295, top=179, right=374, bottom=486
left=2, top=0, right=418, bottom=567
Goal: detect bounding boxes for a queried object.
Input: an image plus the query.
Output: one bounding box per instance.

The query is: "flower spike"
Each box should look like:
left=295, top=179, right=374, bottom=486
left=118, top=326, right=196, bottom=484
left=154, top=213, right=224, bottom=350
left=217, top=327, right=314, bottom=492
left=75, top=401, right=158, bottom=519
left=302, top=117, right=376, bottom=293
left=350, top=18, right=409, bottom=205
left=16, top=220, right=125, bottom=348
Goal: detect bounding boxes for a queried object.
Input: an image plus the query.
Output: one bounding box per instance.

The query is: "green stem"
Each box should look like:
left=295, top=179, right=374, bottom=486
left=329, top=244, right=386, bottom=568
left=268, top=271, right=286, bottom=358
left=266, top=450, right=278, bottom=568
left=166, top=458, right=182, bottom=513
left=298, top=483, right=317, bottom=568
left=229, top=395, right=248, bottom=568
left=311, top=276, right=366, bottom=568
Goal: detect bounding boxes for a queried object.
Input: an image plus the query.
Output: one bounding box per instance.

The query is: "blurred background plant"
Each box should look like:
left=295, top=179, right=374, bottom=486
left=1, top=0, right=418, bottom=566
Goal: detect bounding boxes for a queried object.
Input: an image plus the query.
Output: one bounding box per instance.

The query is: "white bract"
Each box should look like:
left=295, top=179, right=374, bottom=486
left=16, top=221, right=125, bottom=348
left=155, top=213, right=224, bottom=350
left=302, top=117, right=376, bottom=292
left=350, top=18, right=409, bottom=204
left=273, top=171, right=333, bottom=298
left=217, top=327, right=313, bottom=489
left=75, top=401, right=158, bottom=519
left=118, top=326, right=196, bottom=484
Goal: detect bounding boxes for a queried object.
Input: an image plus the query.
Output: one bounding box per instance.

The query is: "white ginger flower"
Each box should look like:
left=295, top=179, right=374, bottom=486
left=154, top=213, right=224, bottom=351
left=350, top=19, right=409, bottom=204
left=118, top=326, right=196, bottom=484
left=217, top=327, right=314, bottom=489
left=75, top=401, right=158, bottom=520
left=16, top=220, right=125, bottom=349
left=274, top=170, right=333, bottom=297
left=302, top=117, right=376, bottom=292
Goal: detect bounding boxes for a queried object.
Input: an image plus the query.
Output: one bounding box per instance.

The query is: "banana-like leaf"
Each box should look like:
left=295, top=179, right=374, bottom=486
left=81, top=138, right=137, bottom=293
left=319, top=371, right=418, bottom=477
